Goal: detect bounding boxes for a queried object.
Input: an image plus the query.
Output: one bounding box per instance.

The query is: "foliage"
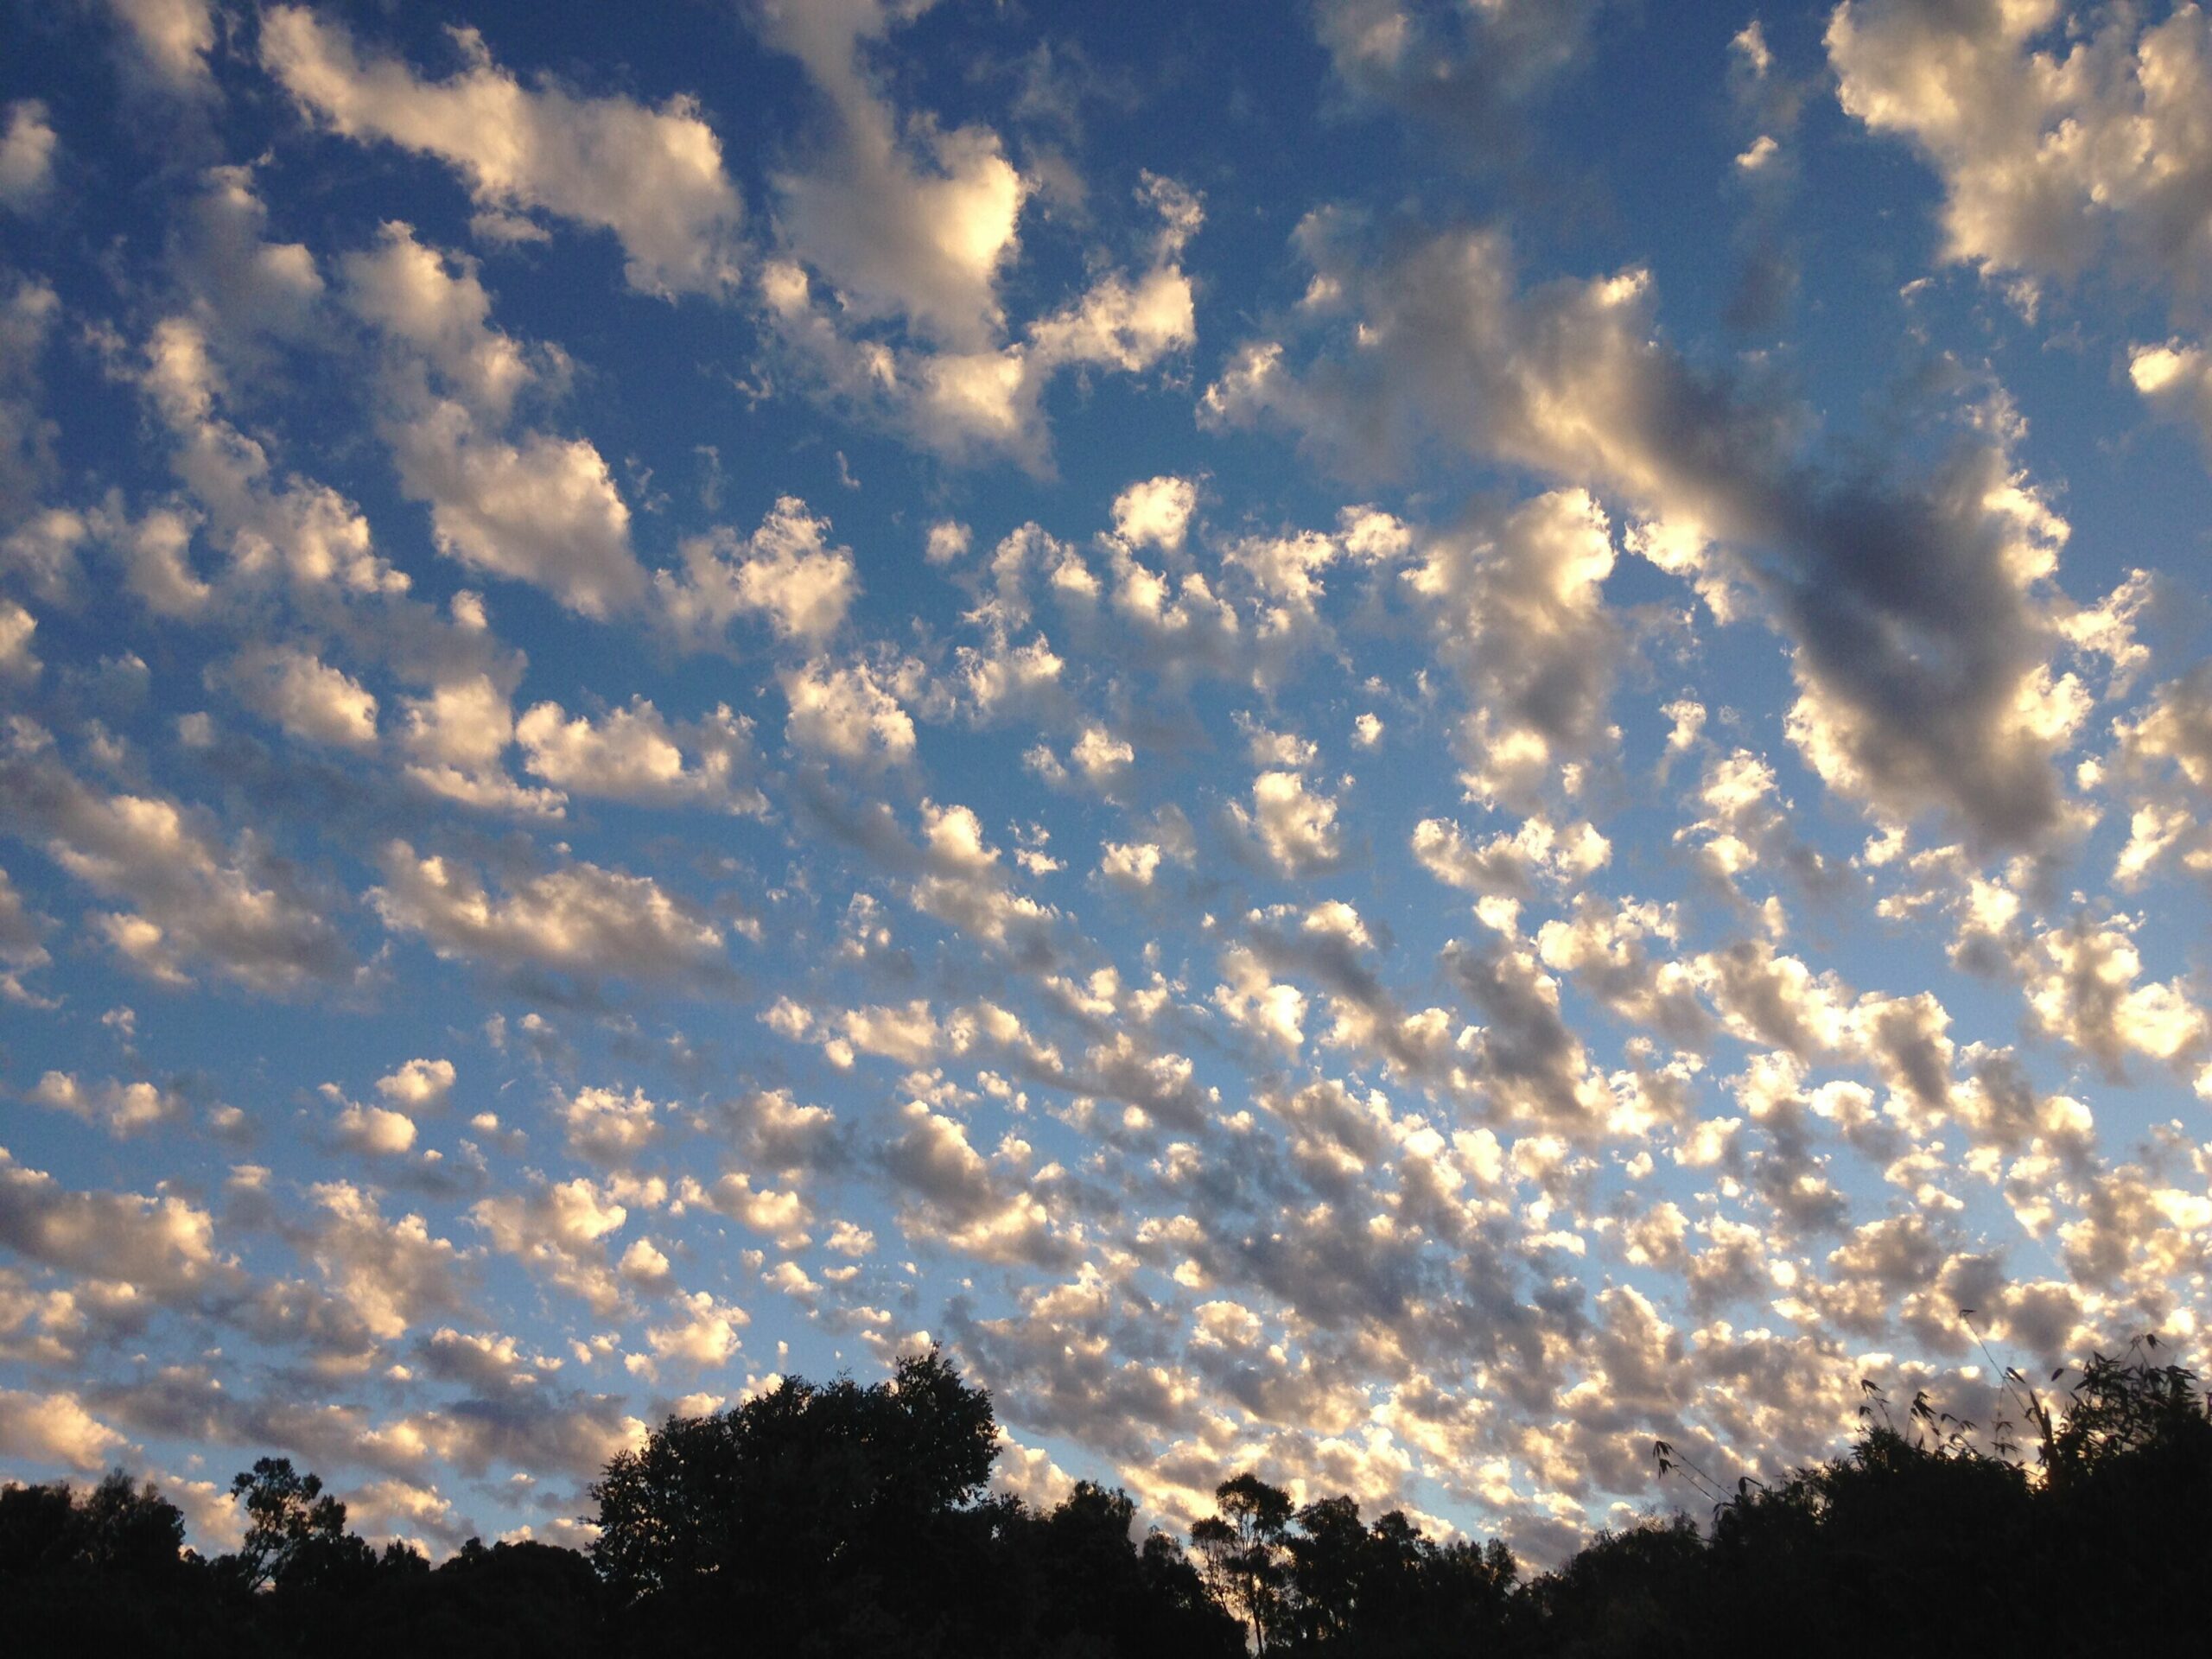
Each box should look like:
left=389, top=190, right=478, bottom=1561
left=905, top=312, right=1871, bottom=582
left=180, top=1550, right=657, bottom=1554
left=0, top=1344, right=2207, bottom=1656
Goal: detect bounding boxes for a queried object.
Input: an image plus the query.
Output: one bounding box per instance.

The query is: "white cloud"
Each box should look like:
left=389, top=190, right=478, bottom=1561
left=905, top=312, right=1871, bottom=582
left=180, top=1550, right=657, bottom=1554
left=0, top=102, right=57, bottom=212
left=658, top=497, right=858, bottom=645
left=377, top=1058, right=455, bottom=1114
left=782, top=658, right=916, bottom=766
left=1110, top=474, right=1197, bottom=551
left=754, top=0, right=1025, bottom=349
left=263, top=6, right=744, bottom=296
left=0, top=598, right=36, bottom=681
left=1232, top=770, right=1345, bottom=876
left=105, top=0, right=217, bottom=93
left=343, top=221, right=532, bottom=417
left=0, top=737, right=355, bottom=993
left=1206, top=216, right=2124, bottom=847
left=1829, top=0, right=2212, bottom=297
left=518, top=698, right=765, bottom=813
left=0, top=1389, right=128, bottom=1471
left=370, top=841, right=728, bottom=984
left=219, top=645, right=379, bottom=750
left=385, top=394, right=643, bottom=620
left=32, top=1071, right=184, bottom=1138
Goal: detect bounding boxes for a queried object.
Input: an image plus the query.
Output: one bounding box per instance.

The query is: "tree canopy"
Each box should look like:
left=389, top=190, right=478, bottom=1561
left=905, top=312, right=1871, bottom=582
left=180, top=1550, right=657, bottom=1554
left=0, top=1343, right=2207, bottom=1656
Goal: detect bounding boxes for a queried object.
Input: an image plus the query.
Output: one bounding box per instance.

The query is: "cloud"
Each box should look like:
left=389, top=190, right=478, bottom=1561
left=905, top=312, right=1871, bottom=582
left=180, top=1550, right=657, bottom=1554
left=1828, top=0, right=2212, bottom=298
left=342, top=221, right=533, bottom=418
left=2130, top=337, right=2212, bottom=453
left=1403, top=490, right=1620, bottom=809
left=759, top=162, right=1199, bottom=467
left=303, top=1183, right=469, bottom=1344
left=262, top=5, right=744, bottom=296
left=0, top=1149, right=224, bottom=1301
left=217, top=645, right=379, bottom=750
left=0, top=101, right=57, bottom=212
left=0, top=863, right=54, bottom=1004
left=781, top=658, right=917, bottom=766
left=128, top=316, right=409, bottom=601
left=753, top=0, right=1025, bottom=349
left=2106, top=663, right=2212, bottom=886
left=1, top=280, right=60, bottom=521
left=369, top=841, right=728, bottom=986
left=1231, top=771, right=1346, bottom=876
left=0, top=734, right=357, bottom=993
left=472, top=1177, right=630, bottom=1315
left=658, top=497, right=858, bottom=646
left=32, top=1071, right=186, bottom=1139
left=399, top=674, right=563, bottom=817
left=517, top=698, right=766, bottom=814
left=1205, top=215, right=2129, bottom=847
left=384, top=393, right=643, bottom=620
left=376, top=1058, right=456, bottom=1114
left=0, top=1389, right=129, bottom=1471
left=1315, top=0, right=1603, bottom=158
left=105, top=0, right=218, bottom=95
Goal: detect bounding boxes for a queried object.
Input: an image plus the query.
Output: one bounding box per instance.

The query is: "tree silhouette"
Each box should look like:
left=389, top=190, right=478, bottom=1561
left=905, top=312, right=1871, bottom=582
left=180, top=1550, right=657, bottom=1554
left=223, top=1455, right=377, bottom=1593
left=1192, top=1471, right=1294, bottom=1651
left=0, top=1341, right=2206, bottom=1655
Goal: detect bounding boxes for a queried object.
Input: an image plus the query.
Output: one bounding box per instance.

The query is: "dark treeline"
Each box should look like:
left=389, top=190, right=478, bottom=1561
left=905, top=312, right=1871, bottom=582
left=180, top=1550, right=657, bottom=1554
left=3, top=1344, right=2209, bottom=1656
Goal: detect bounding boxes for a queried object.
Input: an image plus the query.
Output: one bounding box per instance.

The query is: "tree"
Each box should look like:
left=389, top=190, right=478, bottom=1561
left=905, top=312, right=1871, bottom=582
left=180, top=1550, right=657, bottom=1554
left=1192, top=1471, right=1293, bottom=1653
left=591, top=1345, right=1004, bottom=1651
left=225, top=1456, right=376, bottom=1592
left=0, top=1471, right=185, bottom=1578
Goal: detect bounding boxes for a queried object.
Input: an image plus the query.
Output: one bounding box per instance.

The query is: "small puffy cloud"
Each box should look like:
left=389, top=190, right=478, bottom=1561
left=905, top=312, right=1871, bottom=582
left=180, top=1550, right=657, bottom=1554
left=1828, top=0, right=2212, bottom=298
left=472, top=1177, right=630, bottom=1314
left=263, top=6, right=744, bottom=296
left=1414, top=815, right=1610, bottom=900
left=218, top=645, right=379, bottom=751
left=332, top=1100, right=418, bottom=1156
left=754, top=0, right=1024, bottom=348
left=400, top=674, right=562, bottom=817
left=0, top=1149, right=222, bottom=1301
left=1100, top=840, right=1162, bottom=889
left=2024, top=913, right=2211, bottom=1081
left=659, top=497, right=858, bottom=645
left=1214, top=945, right=1308, bottom=1054
left=1231, top=770, right=1345, bottom=876
left=2131, top=339, right=2212, bottom=454
left=561, top=1086, right=661, bottom=1166
left=518, top=698, right=765, bottom=813
left=1404, top=490, right=1618, bottom=810
left=0, top=599, right=37, bottom=681
left=305, top=1182, right=469, bottom=1343
left=0, top=864, right=53, bottom=1002
left=781, top=658, right=916, bottom=767
left=1315, top=0, right=1601, bottom=158
left=105, top=0, right=217, bottom=93
left=645, top=1290, right=747, bottom=1369
left=0, top=101, right=57, bottom=212
left=0, top=741, right=355, bottom=994
left=1111, top=474, right=1197, bottom=551
left=343, top=221, right=533, bottom=417
left=376, top=1058, right=455, bottom=1115
left=1208, top=215, right=2116, bottom=848
left=369, top=841, right=727, bottom=985
left=0, top=1389, right=128, bottom=1471
left=129, top=318, right=409, bottom=601
left=32, top=1071, right=184, bottom=1139
left=385, top=397, right=643, bottom=619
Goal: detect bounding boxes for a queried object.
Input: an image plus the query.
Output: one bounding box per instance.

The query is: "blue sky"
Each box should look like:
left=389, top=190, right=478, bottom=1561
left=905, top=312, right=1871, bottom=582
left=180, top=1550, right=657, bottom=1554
left=3, top=0, right=2211, bottom=1560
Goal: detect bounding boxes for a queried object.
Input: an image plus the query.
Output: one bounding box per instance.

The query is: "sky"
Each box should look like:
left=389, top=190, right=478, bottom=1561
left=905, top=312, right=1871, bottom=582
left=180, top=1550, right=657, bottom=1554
left=2, top=0, right=2211, bottom=1563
